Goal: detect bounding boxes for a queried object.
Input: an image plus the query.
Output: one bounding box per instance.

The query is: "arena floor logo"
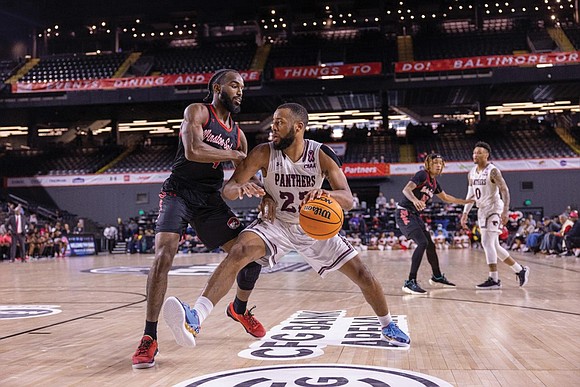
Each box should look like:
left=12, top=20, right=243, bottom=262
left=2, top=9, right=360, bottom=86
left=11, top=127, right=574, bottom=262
left=0, top=305, right=62, bottom=320
left=173, top=364, right=453, bottom=387
left=238, top=310, right=409, bottom=361
left=84, top=261, right=311, bottom=276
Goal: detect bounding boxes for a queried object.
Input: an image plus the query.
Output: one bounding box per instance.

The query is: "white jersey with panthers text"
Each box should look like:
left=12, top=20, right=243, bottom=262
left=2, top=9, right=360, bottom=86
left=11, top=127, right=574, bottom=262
left=264, top=140, right=325, bottom=224
left=468, top=163, right=503, bottom=213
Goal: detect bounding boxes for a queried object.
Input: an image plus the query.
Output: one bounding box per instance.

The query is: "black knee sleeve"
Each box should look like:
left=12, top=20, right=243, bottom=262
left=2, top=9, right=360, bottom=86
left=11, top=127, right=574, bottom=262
left=236, top=261, right=262, bottom=291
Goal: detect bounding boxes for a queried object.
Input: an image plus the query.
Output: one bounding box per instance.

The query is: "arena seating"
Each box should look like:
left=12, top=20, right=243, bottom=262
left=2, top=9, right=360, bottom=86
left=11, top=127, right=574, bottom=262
left=344, top=134, right=400, bottom=163
left=148, top=39, right=255, bottom=75
left=413, top=29, right=528, bottom=60
left=0, top=146, right=123, bottom=176
left=264, top=29, right=396, bottom=78
left=19, top=53, right=128, bottom=83
left=413, top=120, right=576, bottom=161
left=106, top=144, right=177, bottom=173
left=0, top=60, right=19, bottom=82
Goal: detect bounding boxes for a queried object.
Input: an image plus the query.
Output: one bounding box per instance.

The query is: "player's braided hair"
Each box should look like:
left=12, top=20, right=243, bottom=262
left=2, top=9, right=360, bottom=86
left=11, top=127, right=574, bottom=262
left=203, top=69, right=239, bottom=102
left=424, top=153, right=445, bottom=174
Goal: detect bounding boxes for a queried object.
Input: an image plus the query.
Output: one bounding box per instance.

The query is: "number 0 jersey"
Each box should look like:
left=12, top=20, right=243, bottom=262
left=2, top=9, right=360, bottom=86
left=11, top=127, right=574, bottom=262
left=468, top=163, right=503, bottom=212
left=264, top=140, right=325, bottom=224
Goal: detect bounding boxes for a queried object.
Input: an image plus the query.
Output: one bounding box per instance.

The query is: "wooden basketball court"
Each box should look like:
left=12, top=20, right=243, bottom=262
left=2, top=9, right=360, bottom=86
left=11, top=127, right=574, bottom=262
left=1, top=248, right=579, bottom=386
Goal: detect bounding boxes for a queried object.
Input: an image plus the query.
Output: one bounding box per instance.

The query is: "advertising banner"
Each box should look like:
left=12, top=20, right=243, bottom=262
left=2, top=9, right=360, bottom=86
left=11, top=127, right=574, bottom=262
left=274, top=62, right=382, bottom=80
left=395, top=52, right=580, bottom=73
left=11, top=70, right=261, bottom=93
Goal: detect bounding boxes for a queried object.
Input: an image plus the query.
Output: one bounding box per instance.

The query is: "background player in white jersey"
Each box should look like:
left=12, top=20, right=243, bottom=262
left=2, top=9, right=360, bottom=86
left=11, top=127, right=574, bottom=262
left=460, top=141, right=529, bottom=289
left=162, top=102, right=410, bottom=349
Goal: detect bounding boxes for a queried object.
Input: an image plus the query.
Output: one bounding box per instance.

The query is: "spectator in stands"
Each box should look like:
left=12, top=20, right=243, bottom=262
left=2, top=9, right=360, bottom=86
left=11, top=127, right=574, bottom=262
left=130, top=229, right=147, bottom=254
left=348, top=213, right=363, bottom=233
left=73, top=220, right=84, bottom=234
left=387, top=197, right=396, bottom=209
left=539, top=215, right=563, bottom=253
left=7, top=203, right=28, bottom=262
left=0, top=224, right=11, bottom=261
left=132, top=69, right=271, bottom=369
left=434, top=230, right=447, bottom=249
left=368, top=233, right=379, bottom=250
left=29, top=212, right=38, bottom=226
left=379, top=155, right=386, bottom=163
left=507, top=218, right=534, bottom=251
left=347, top=232, right=366, bottom=252
left=352, top=193, right=360, bottom=210
left=377, top=232, right=388, bottom=251
left=396, top=154, right=474, bottom=294
left=470, top=224, right=481, bottom=248
left=435, top=223, right=450, bottom=243
left=526, top=216, right=552, bottom=253
left=561, top=211, right=580, bottom=257
left=376, top=191, right=387, bottom=210
left=542, top=213, right=574, bottom=255
left=385, top=231, right=401, bottom=250
left=526, top=214, right=537, bottom=229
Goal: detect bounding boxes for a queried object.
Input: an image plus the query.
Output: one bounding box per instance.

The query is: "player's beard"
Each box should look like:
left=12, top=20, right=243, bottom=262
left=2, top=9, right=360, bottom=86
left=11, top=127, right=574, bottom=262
left=219, top=90, right=241, bottom=114
left=273, top=127, right=295, bottom=150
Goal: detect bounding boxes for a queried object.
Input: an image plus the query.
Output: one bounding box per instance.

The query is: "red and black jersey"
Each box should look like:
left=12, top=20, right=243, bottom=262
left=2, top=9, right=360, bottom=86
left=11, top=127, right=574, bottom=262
left=170, top=104, right=241, bottom=192
left=398, top=170, right=442, bottom=213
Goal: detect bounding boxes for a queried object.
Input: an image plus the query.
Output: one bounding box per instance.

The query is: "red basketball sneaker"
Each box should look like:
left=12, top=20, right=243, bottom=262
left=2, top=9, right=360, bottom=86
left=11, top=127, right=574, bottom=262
left=132, top=335, right=158, bottom=369
left=226, top=302, right=266, bottom=338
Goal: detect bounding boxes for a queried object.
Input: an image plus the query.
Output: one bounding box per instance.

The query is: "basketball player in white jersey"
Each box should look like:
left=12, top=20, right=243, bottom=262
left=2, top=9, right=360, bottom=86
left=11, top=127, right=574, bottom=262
left=460, top=142, right=529, bottom=289
left=162, top=103, right=410, bottom=348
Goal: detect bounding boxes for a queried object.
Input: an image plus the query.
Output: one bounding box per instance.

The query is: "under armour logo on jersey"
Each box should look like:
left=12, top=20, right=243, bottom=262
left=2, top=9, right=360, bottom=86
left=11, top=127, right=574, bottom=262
left=276, top=162, right=281, bottom=167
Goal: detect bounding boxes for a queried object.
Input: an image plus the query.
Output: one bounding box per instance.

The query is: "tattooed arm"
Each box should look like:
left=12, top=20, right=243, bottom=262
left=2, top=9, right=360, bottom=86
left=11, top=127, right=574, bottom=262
left=490, top=167, right=510, bottom=225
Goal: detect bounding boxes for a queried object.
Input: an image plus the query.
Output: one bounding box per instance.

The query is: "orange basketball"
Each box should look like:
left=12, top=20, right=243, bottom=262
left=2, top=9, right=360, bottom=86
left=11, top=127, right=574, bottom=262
left=299, top=196, right=344, bottom=240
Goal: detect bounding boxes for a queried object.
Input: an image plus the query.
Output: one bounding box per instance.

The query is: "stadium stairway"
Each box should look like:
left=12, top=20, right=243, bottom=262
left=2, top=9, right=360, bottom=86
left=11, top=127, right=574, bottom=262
left=250, top=43, right=271, bottom=71
left=113, top=52, right=142, bottom=78
left=547, top=27, right=576, bottom=52
left=399, top=144, right=416, bottom=163
left=111, top=241, right=128, bottom=254
left=5, top=58, right=39, bottom=84
left=397, top=35, right=414, bottom=62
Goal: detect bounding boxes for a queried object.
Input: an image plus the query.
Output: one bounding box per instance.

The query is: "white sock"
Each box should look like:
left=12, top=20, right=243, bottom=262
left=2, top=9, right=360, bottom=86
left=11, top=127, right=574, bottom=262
left=490, top=271, right=499, bottom=281
left=378, top=313, right=392, bottom=327
left=193, top=296, right=214, bottom=324
left=511, top=263, right=523, bottom=273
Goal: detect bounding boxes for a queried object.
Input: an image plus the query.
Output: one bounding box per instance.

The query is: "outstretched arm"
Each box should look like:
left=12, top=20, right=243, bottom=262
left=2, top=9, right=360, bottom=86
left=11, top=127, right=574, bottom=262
left=181, top=104, right=246, bottom=163
left=460, top=175, right=474, bottom=228
left=437, top=191, right=475, bottom=205
left=491, top=168, right=510, bottom=225
left=223, top=144, right=269, bottom=201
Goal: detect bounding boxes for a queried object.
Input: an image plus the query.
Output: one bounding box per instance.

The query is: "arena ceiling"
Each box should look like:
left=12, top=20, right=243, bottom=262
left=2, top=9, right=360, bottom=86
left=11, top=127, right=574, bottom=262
left=1, top=1, right=579, bottom=127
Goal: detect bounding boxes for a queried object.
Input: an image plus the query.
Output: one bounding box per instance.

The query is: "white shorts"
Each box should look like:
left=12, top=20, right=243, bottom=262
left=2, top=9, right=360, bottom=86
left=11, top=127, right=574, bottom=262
left=477, top=207, right=503, bottom=233
left=242, top=218, right=357, bottom=277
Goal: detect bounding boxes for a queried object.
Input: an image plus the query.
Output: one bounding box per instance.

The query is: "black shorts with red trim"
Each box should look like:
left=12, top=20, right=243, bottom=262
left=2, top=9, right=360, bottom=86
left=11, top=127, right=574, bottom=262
left=155, top=177, right=243, bottom=250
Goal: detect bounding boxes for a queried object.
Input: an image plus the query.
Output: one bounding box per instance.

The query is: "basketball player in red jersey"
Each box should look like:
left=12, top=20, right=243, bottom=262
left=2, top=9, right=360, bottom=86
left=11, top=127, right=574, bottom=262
left=162, top=103, right=410, bottom=350
left=132, top=69, right=268, bottom=369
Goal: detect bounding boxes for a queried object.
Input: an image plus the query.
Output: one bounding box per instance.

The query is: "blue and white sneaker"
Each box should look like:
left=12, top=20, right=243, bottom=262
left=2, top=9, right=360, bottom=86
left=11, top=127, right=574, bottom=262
left=381, top=321, right=410, bottom=347
left=162, top=296, right=200, bottom=347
